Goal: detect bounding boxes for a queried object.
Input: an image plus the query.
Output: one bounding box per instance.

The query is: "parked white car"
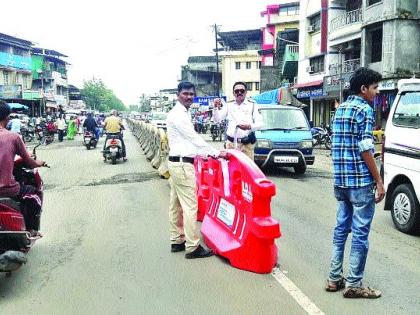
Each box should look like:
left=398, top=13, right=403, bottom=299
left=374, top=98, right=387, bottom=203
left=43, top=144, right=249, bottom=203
left=383, top=78, right=420, bottom=234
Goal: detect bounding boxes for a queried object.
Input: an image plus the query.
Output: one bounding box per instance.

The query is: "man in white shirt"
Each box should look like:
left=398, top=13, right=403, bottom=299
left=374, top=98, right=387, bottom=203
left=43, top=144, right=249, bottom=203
left=212, top=81, right=263, bottom=161
left=166, top=81, right=225, bottom=259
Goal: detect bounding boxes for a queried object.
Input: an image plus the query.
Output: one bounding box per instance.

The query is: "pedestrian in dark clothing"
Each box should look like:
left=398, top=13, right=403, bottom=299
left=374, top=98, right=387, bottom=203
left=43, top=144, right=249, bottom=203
left=83, top=113, right=99, bottom=140
left=326, top=67, right=385, bottom=299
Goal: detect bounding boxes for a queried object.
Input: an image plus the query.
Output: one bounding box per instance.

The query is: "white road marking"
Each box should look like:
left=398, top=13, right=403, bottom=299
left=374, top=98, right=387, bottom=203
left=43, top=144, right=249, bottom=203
left=272, top=267, right=325, bottom=315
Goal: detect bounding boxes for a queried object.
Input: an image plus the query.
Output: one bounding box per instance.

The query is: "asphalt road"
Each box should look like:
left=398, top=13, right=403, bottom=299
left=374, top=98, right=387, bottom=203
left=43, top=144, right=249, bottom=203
left=1, top=129, right=418, bottom=314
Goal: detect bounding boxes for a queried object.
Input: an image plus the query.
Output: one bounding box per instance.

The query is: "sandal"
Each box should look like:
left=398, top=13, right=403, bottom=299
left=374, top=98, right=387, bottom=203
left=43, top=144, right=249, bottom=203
left=325, top=277, right=346, bottom=292
left=343, top=287, right=381, bottom=299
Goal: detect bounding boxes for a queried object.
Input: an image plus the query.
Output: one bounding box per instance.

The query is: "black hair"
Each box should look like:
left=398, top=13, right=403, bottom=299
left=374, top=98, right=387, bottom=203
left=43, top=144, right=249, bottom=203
left=233, top=81, right=247, bottom=91
left=177, top=81, right=196, bottom=93
left=0, top=100, right=11, bottom=121
left=349, top=67, right=382, bottom=94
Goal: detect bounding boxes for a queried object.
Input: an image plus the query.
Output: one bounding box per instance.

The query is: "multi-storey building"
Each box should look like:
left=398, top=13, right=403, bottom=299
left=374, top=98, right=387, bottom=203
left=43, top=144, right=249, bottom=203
left=260, top=2, right=300, bottom=91
left=180, top=56, right=221, bottom=96
left=31, top=48, right=69, bottom=114
left=218, top=29, right=262, bottom=100
left=361, top=0, right=420, bottom=126
left=295, top=0, right=334, bottom=126
left=0, top=33, right=37, bottom=113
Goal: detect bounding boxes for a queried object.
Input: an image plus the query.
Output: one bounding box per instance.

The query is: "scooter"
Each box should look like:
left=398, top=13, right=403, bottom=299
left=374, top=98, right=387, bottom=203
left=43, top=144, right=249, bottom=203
left=83, top=131, right=97, bottom=150
left=103, top=133, right=123, bottom=165
left=0, top=143, right=49, bottom=274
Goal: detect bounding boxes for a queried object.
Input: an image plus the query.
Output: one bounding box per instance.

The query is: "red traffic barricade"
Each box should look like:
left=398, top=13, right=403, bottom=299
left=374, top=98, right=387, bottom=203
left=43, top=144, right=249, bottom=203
left=195, top=150, right=281, bottom=273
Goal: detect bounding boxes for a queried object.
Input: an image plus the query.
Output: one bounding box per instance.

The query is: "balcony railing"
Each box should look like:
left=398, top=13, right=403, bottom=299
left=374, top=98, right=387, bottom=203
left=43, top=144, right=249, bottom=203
left=330, top=8, right=363, bottom=33
left=329, top=58, right=361, bottom=75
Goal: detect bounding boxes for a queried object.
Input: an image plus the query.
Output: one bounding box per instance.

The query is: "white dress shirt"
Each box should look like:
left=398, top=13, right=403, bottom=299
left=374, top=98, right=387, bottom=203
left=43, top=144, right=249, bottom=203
left=166, top=102, right=219, bottom=158
left=212, top=99, right=263, bottom=139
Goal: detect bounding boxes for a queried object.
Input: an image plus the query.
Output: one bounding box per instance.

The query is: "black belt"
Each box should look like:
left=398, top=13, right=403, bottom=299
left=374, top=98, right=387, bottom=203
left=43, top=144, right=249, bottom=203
left=227, top=135, right=244, bottom=143
left=168, top=156, right=195, bottom=164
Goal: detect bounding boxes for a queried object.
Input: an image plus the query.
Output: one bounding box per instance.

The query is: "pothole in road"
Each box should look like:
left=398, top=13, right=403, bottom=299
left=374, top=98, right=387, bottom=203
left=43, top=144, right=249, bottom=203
left=84, top=171, right=159, bottom=186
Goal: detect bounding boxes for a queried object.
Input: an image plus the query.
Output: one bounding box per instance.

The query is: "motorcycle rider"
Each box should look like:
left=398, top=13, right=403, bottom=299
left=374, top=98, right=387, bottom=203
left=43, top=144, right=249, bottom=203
left=83, top=112, right=99, bottom=140
left=0, top=101, right=45, bottom=237
left=103, top=110, right=127, bottom=161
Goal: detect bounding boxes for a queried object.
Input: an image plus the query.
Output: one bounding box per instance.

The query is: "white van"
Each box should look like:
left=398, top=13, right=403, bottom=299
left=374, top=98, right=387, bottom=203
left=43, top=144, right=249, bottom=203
left=383, top=78, right=420, bottom=234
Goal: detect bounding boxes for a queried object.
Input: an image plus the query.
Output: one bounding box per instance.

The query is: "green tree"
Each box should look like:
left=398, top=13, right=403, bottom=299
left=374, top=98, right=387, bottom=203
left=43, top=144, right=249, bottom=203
left=81, top=78, right=126, bottom=112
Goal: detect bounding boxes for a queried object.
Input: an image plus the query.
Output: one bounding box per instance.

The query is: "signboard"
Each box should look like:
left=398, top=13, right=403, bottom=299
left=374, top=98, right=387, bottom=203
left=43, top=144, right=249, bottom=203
left=22, top=90, right=41, bottom=100
left=217, top=198, right=236, bottom=228
left=0, top=53, right=31, bottom=70
left=0, top=85, right=22, bottom=99
left=296, top=87, right=324, bottom=99
left=193, top=96, right=227, bottom=107
left=379, top=80, right=397, bottom=91
left=323, top=73, right=352, bottom=94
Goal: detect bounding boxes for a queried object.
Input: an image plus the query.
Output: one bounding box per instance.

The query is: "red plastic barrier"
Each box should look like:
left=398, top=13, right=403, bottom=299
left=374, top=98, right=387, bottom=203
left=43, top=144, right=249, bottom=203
left=194, top=150, right=281, bottom=273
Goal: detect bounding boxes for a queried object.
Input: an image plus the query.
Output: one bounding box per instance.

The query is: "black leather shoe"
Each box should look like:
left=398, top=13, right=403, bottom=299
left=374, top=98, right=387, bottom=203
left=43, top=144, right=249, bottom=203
left=171, top=241, right=186, bottom=252
left=185, top=245, right=214, bottom=259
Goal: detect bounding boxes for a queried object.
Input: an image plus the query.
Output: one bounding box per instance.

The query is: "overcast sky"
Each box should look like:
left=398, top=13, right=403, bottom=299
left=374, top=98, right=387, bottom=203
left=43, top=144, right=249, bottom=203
left=1, top=0, right=272, bottom=105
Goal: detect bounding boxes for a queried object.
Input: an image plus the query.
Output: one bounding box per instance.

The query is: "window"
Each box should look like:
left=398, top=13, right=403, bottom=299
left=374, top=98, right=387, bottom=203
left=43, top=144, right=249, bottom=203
left=368, top=0, right=381, bottom=6
left=392, top=92, right=420, bottom=128
left=255, top=82, right=260, bottom=91
left=309, top=13, right=321, bottom=33
left=3, top=71, right=9, bottom=85
left=310, top=56, right=325, bottom=73
left=256, top=61, right=261, bottom=69
left=246, top=82, right=253, bottom=91
left=279, top=5, right=299, bottom=16
left=235, top=62, right=241, bottom=70
left=371, top=28, right=383, bottom=63
left=246, top=62, right=251, bottom=69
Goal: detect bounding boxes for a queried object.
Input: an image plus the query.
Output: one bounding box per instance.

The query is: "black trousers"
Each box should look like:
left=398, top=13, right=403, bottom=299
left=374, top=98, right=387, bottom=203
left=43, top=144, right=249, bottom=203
left=58, top=129, right=65, bottom=142
left=14, top=184, right=42, bottom=231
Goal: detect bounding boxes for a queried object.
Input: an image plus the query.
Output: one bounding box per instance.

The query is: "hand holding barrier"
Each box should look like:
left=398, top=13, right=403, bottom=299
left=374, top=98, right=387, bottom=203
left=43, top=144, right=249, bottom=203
left=195, top=150, right=281, bottom=273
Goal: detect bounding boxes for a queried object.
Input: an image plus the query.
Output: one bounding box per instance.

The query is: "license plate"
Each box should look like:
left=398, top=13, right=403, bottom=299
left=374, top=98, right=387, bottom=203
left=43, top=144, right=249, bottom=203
left=274, top=156, right=299, bottom=163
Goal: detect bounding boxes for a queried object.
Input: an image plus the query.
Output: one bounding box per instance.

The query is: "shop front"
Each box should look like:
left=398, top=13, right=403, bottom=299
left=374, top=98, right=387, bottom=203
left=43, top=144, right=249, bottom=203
left=295, top=80, right=335, bottom=127
left=375, top=79, right=398, bottom=129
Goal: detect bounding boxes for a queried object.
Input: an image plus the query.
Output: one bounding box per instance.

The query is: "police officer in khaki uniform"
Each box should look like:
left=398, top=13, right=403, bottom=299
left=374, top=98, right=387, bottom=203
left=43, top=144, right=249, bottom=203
left=166, top=81, right=226, bottom=259
left=212, top=81, right=263, bottom=160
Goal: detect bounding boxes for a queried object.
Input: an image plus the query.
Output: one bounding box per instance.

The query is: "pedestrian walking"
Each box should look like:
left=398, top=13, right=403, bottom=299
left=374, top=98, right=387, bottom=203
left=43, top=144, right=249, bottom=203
left=166, top=81, right=225, bottom=259
left=212, top=81, right=263, bottom=161
left=326, top=67, right=385, bottom=298
left=55, top=114, right=67, bottom=142
left=66, top=117, right=77, bottom=140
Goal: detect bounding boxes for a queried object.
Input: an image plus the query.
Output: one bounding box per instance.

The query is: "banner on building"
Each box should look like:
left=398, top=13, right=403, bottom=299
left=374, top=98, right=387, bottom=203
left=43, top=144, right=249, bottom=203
left=0, top=85, right=22, bottom=99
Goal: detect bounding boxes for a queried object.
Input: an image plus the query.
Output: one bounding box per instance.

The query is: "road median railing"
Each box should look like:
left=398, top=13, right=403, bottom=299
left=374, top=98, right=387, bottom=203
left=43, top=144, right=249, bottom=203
left=127, top=118, right=170, bottom=179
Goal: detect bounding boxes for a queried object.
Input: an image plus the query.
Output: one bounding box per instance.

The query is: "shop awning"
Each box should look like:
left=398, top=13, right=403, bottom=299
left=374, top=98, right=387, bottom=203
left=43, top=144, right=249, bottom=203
left=293, top=80, right=323, bottom=89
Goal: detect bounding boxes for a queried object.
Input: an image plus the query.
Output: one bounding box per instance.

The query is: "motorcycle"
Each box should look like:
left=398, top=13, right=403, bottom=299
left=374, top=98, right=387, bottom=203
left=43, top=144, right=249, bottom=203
left=0, top=143, right=49, bottom=274
left=83, top=131, right=97, bottom=150
left=210, top=120, right=226, bottom=142
left=21, top=124, right=35, bottom=143
left=311, top=125, right=332, bottom=150
left=103, top=133, right=123, bottom=165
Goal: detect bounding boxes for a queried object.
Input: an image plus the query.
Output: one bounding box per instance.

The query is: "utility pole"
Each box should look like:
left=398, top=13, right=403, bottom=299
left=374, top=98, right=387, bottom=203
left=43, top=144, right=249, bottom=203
left=338, top=47, right=343, bottom=105
left=213, top=23, right=220, bottom=97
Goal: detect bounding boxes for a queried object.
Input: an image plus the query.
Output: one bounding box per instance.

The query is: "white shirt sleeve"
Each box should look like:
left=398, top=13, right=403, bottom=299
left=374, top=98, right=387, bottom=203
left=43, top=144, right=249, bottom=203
left=212, top=102, right=228, bottom=123
left=176, top=113, right=219, bottom=157
left=250, top=102, right=263, bottom=131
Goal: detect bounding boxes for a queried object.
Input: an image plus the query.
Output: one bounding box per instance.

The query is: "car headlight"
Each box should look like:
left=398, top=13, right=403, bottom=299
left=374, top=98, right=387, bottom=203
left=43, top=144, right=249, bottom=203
left=300, top=140, right=313, bottom=149
left=256, top=139, right=272, bottom=149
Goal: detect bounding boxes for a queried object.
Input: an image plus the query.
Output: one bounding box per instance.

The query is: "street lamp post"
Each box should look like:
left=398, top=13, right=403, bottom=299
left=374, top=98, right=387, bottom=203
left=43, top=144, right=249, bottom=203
left=37, top=69, right=45, bottom=116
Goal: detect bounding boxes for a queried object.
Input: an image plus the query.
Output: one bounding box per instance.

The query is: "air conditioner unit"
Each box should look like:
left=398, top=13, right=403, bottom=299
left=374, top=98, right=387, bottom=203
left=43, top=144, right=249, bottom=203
left=306, top=66, right=315, bottom=73
left=307, top=25, right=315, bottom=33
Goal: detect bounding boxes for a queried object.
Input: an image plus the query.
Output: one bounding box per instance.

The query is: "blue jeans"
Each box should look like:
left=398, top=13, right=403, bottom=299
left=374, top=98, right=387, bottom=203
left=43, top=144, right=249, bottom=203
left=328, top=184, right=375, bottom=287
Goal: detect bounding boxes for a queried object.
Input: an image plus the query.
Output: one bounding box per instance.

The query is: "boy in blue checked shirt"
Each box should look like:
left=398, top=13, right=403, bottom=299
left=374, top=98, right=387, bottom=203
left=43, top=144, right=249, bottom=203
left=326, top=68, right=385, bottom=299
